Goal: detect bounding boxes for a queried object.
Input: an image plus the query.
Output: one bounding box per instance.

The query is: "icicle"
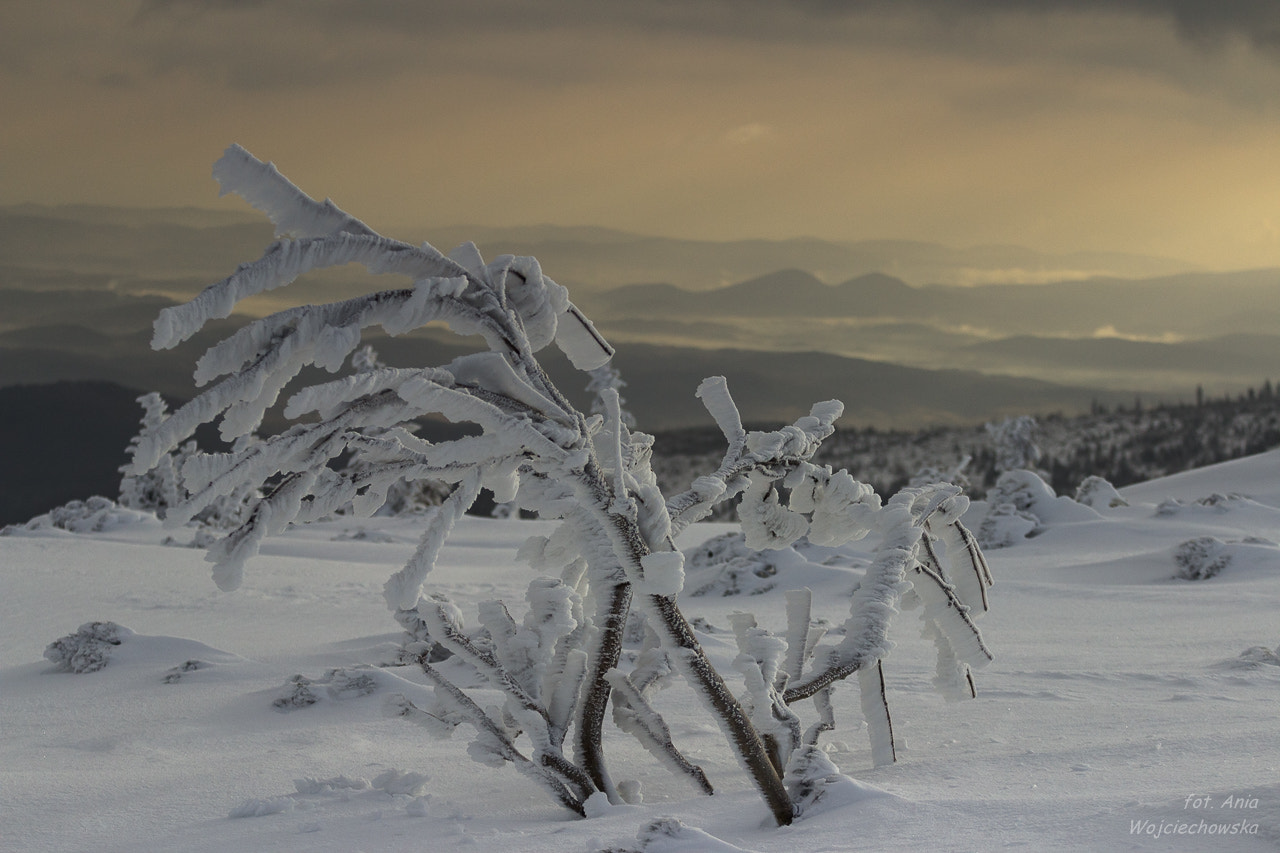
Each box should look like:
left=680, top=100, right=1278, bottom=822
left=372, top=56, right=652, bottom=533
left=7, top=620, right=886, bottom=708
left=781, top=588, right=813, bottom=686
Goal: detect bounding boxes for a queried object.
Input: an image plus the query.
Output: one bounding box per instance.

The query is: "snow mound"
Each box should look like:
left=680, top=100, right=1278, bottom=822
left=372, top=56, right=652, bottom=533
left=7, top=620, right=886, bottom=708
left=784, top=744, right=901, bottom=820
left=43, top=622, right=246, bottom=680
left=1213, top=646, right=1280, bottom=670
left=977, top=503, right=1040, bottom=549
left=230, top=771, right=430, bottom=819
left=14, top=496, right=150, bottom=535
left=602, top=817, right=758, bottom=853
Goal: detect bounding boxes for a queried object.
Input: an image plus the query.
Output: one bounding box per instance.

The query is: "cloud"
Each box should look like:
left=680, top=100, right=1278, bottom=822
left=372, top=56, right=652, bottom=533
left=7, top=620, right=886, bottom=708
left=9, top=1, right=1278, bottom=97
left=725, top=123, right=773, bottom=145
left=127, top=1, right=1280, bottom=56
left=1091, top=325, right=1185, bottom=344
left=3, top=0, right=1280, bottom=271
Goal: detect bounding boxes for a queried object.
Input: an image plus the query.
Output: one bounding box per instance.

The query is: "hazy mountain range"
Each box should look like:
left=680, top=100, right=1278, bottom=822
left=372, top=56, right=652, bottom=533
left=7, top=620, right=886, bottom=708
left=2, top=203, right=1277, bottom=433
left=1, top=202, right=1194, bottom=294
left=578, top=267, right=1280, bottom=395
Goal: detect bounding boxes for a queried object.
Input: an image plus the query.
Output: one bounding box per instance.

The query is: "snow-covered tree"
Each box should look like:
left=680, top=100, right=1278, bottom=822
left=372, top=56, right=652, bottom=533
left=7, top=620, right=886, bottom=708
left=126, top=145, right=995, bottom=826
left=587, top=363, right=636, bottom=429
left=986, top=415, right=1041, bottom=474
left=119, top=393, right=182, bottom=514
left=121, top=392, right=259, bottom=532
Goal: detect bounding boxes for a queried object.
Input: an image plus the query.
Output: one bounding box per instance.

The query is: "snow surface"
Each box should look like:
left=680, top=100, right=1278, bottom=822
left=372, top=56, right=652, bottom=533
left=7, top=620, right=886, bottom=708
left=3, top=451, right=1280, bottom=851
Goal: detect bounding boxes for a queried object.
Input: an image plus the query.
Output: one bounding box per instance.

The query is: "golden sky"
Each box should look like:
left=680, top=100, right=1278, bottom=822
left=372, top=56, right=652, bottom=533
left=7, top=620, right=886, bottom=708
left=4, top=0, right=1280, bottom=270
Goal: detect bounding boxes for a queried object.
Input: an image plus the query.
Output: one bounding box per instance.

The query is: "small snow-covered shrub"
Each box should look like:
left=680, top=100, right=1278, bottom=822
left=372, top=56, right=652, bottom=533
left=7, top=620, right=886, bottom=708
left=119, top=393, right=263, bottom=529
left=272, top=667, right=385, bottom=710
left=1157, top=493, right=1255, bottom=517
left=684, top=531, right=799, bottom=596
left=977, top=503, right=1041, bottom=549
left=978, top=469, right=1099, bottom=548
left=18, top=497, right=148, bottom=534
left=120, top=393, right=261, bottom=530
left=162, top=659, right=209, bottom=683
left=272, top=674, right=319, bottom=711
left=130, top=146, right=996, bottom=827
left=1222, top=646, right=1280, bottom=668
left=332, top=345, right=452, bottom=517
left=1173, top=536, right=1232, bottom=580
left=1074, top=475, right=1128, bottom=509
left=44, top=621, right=133, bottom=673
left=119, top=393, right=183, bottom=513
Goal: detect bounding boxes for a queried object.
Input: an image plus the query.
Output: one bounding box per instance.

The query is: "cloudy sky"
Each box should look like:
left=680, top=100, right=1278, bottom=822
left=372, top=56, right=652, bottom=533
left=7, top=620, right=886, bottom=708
left=4, top=0, right=1280, bottom=270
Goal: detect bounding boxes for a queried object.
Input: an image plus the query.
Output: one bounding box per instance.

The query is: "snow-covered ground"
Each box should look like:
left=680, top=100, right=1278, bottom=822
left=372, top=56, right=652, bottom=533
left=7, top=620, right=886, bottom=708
left=3, top=452, right=1279, bottom=852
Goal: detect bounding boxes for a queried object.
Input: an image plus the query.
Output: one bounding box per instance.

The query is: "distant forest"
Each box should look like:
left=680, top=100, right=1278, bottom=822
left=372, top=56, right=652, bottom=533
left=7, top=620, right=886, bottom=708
left=3, top=380, right=1277, bottom=527
left=650, top=382, right=1280, bottom=505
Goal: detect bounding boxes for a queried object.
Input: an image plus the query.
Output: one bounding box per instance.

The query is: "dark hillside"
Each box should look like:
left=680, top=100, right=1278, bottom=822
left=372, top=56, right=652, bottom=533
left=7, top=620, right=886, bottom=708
left=0, top=381, right=144, bottom=526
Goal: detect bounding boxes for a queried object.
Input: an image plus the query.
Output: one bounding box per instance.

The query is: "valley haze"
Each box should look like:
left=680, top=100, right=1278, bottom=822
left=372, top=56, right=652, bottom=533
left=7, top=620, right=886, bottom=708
left=2, top=203, right=1277, bottom=434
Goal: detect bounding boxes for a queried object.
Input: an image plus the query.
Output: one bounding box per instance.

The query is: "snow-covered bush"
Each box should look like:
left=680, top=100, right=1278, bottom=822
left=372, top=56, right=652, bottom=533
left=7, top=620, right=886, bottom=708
left=977, top=502, right=1041, bottom=549
left=126, top=145, right=995, bottom=826
left=121, top=392, right=260, bottom=533
left=978, top=468, right=1099, bottom=548
left=119, top=393, right=183, bottom=514
left=272, top=667, right=382, bottom=711
left=1156, top=492, right=1256, bottom=518
left=1074, top=475, right=1128, bottom=509
left=683, top=530, right=803, bottom=596
left=16, top=496, right=148, bottom=534
left=1173, top=536, right=1232, bottom=580
left=44, top=621, right=133, bottom=673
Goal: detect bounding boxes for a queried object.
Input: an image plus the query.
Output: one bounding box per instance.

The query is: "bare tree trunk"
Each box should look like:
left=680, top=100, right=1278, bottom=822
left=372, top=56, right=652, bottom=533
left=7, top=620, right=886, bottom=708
left=572, top=578, right=631, bottom=801
left=575, top=455, right=795, bottom=825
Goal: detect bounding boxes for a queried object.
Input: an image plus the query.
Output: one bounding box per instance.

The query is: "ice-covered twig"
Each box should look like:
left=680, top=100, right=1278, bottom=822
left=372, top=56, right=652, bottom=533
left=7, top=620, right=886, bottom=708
left=665, top=391, right=842, bottom=535
left=859, top=660, right=896, bottom=767
left=606, top=669, right=714, bottom=795
left=392, top=663, right=589, bottom=814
